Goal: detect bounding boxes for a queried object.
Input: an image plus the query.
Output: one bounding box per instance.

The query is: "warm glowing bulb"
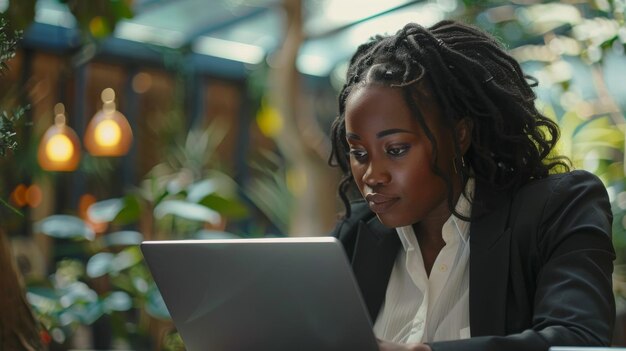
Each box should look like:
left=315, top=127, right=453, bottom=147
left=94, top=119, right=121, bottom=147
left=45, top=134, right=74, bottom=162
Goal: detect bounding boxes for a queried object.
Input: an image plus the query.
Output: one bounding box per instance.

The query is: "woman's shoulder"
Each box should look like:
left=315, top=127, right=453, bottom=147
left=478, top=169, right=611, bottom=238
left=510, top=169, right=612, bottom=237
left=516, top=169, right=606, bottom=198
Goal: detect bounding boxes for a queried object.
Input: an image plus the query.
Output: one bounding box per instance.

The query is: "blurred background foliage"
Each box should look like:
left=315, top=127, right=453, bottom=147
left=1, top=0, right=626, bottom=349
left=29, top=123, right=248, bottom=348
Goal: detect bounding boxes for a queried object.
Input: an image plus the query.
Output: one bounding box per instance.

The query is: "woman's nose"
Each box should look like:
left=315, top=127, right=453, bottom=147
left=362, top=162, right=390, bottom=187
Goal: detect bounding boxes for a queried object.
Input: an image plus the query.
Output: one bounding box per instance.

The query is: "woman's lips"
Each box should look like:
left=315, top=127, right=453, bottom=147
left=365, top=193, right=398, bottom=213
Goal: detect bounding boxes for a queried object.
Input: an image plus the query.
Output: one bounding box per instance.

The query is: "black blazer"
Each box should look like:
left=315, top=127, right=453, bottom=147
left=332, top=170, right=615, bottom=351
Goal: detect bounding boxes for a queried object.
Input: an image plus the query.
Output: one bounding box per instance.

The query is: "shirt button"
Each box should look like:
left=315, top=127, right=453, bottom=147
left=439, top=264, right=448, bottom=272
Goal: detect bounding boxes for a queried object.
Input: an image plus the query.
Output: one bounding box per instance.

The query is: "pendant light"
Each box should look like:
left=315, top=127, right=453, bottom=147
left=84, top=88, right=133, bottom=157
left=37, top=103, right=81, bottom=172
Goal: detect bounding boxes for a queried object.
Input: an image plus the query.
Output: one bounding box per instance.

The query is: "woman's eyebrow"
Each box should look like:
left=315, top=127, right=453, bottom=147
left=376, top=128, right=414, bottom=138
left=346, top=128, right=414, bottom=141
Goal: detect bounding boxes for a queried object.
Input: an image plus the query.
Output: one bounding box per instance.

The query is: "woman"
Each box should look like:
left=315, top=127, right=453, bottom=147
left=328, top=20, right=615, bottom=351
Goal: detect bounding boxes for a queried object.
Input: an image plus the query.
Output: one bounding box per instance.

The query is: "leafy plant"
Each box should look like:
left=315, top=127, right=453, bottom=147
left=243, top=150, right=294, bottom=235
left=29, top=125, right=249, bottom=347
left=0, top=108, right=26, bottom=214
left=0, top=17, right=19, bottom=72
left=0, top=108, right=24, bottom=157
left=0, top=17, right=27, bottom=214
left=28, top=218, right=166, bottom=348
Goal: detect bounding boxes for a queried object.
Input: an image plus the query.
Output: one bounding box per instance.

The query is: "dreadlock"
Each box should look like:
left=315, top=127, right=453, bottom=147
left=329, top=20, right=570, bottom=218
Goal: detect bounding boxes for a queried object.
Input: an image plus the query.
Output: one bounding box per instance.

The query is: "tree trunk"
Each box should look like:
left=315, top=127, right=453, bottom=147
left=270, top=0, right=340, bottom=236
left=0, top=230, right=44, bottom=350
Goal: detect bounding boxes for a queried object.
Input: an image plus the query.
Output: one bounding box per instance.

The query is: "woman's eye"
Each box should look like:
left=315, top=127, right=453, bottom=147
left=386, top=145, right=410, bottom=157
left=348, top=149, right=368, bottom=161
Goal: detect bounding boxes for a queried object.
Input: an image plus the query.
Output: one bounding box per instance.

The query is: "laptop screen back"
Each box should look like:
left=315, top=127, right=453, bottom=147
left=141, top=237, right=379, bottom=351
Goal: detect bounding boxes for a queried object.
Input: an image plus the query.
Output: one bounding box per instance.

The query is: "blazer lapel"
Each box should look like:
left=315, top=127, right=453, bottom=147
left=351, top=217, right=400, bottom=321
left=469, top=180, right=513, bottom=336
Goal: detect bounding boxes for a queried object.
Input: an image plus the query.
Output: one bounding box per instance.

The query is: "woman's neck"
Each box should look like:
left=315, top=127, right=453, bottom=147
left=412, top=180, right=465, bottom=276
left=413, top=215, right=448, bottom=277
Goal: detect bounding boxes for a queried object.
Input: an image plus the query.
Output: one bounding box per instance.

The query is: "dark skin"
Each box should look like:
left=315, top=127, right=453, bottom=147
left=344, top=83, right=472, bottom=350
left=416, top=225, right=447, bottom=277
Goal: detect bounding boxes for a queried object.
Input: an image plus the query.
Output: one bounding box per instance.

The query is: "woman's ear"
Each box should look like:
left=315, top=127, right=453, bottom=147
left=455, top=118, right=473, bottom=155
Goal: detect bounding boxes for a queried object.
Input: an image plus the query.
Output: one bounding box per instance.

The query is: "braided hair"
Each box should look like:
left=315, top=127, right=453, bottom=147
left=329, top=20, right=570, bottom=218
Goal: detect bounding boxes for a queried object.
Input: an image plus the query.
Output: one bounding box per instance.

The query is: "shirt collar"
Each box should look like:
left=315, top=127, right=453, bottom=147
left=396, top=178, right=475, bottom=251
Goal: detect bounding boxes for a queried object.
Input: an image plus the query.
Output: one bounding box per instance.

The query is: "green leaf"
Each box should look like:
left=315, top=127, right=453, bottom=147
left=88, top=195, right=141, bottom=226
left=35, top=215, right=95, bottom=241
left=86, top=247, right=143, bottom=278
left=58, top=310, right=77, bottom=327
left=104, top=291, right=133, bottom=312
left=88, top=198, right=124, bottom=223
left=198, top=193, right=248, bottom=219
left=113, top=195, right=142, bottom=225
left=244, top=174, right=292, bottom=234
left=27, top=287, right=59, bottom=300
left=0, top=106, right=23, bottom=157
left=110, top=246, right=143, bottom=273
left=27, top=287, right=61, bottom=313
left=132, top=276, right=149, bottom=294
left=186, top=179, right=218, bottom=201
left=86, top=252, right=114, bottom=278
left=0, top=197, right=22, bottom=216
left=72, top=301, right=104, bottom=325
left=154, top=200, right=221, bottom=224
left=59, top=282, right=98, bottom=306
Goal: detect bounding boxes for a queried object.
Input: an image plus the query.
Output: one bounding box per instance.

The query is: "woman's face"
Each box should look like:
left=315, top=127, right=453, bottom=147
left=344, top=84, right=458, bottom=228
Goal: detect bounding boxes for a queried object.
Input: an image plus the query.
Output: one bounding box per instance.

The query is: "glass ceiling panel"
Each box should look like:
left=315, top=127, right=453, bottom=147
left=191, top=0, right=444, bottom=69
left=192, top=8, right=283, bottom=64
left=34, top=0, right=76, bottom=28
left=114, top=0, right=273, bottom=48
left=299, top=1, right=454, bottom=76
left=304, top=0, right=421, bottom=38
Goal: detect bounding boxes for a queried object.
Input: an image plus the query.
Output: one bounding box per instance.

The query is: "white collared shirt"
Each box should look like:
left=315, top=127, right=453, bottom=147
left=373, top=179, right=474, bottom=343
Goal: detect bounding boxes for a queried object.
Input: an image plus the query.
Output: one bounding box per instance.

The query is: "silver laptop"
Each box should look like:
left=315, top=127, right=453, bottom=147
left=549, top=348, right=626, bottom=350
left=141, top=237, right=379, bottom=351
